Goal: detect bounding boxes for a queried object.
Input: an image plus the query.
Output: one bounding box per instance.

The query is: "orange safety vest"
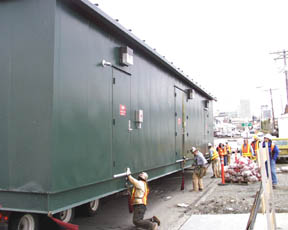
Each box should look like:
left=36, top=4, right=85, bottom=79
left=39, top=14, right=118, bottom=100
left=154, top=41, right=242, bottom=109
left=242, top=144, right=252, bottom=158
left=131, top=182, right=149, bottom=205
left=211, top=147, right=219, bottom=160
left=251, top=140, right=259, bottom=152
left=217, top=147, right=224, bottom=157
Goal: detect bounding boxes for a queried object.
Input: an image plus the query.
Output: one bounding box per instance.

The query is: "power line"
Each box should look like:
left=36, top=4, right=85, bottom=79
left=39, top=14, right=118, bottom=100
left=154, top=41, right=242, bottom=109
left=270, top=50, right=288, bottom=113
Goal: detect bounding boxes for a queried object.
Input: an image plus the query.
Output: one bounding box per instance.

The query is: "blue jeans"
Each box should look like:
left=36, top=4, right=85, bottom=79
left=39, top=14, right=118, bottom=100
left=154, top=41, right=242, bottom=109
left=224, top=155, right=228, bottom=166
left=265, top=159, right=277, bottom=185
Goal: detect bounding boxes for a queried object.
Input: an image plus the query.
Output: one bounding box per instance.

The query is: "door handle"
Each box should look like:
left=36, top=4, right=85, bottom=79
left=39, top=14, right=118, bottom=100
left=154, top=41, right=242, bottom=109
left=128, top=120, right=133, bottom=131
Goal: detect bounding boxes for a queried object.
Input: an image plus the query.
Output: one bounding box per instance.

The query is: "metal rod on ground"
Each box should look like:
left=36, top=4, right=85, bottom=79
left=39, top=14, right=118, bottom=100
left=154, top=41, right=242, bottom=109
left=181, top=160, right=185, bottom=190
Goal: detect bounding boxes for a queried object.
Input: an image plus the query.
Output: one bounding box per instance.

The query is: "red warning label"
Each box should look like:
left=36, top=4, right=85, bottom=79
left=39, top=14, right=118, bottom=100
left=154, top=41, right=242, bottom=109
left=120, top=104, right=127, bottom=116
left=178, top=118, right=181, bottom=125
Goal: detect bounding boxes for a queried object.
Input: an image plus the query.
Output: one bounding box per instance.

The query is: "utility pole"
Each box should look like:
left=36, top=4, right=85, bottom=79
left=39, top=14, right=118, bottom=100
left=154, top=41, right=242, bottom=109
left=270, top=50, right=288, bottom=113
left=263, top=88, right=278, bottom=133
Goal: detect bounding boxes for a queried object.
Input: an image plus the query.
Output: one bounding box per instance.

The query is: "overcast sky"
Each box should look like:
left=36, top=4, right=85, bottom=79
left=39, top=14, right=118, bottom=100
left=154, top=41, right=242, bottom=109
left=89, top=0, right=288, bottom=118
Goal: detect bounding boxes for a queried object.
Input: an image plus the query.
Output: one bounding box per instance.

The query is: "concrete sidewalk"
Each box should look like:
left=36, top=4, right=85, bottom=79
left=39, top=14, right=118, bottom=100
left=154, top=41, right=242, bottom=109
left=179, top=213, right=288, bottom=230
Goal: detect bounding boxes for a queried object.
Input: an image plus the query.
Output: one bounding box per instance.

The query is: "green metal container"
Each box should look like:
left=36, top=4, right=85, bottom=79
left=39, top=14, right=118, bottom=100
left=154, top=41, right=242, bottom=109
left=0, top=0, right=214, bottom=214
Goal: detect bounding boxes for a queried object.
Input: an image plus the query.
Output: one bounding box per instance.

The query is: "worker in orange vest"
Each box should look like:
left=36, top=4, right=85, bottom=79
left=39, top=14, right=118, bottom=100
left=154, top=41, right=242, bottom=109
left=217, top=143, right=227, bottom=165
left=240, top=139, right=254, bottom=159
left=126, top=168, right=160, bottom=230
left=251, top=135, right=260, bottom=161
left=225, top=142, right=232, bottom=165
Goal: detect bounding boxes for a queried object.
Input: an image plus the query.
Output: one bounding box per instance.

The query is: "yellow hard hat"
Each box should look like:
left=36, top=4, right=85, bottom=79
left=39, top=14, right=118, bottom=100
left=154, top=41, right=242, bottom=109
left=253, top=135, right=259, bottom=140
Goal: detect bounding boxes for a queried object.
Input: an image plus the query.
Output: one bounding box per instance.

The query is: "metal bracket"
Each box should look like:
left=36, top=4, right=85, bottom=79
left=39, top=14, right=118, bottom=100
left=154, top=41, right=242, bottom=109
left=113, top=172, right=128, bottom=178
left=102, top=59, right=112, bottom=67
left=176, top=157, right=189, bottom=163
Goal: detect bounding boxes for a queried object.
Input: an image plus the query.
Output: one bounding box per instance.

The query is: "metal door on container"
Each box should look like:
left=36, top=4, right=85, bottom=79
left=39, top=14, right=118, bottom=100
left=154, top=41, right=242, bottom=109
left=174, top=87, right=187, bottom=160
left=112, top=69, right=132, bottom=176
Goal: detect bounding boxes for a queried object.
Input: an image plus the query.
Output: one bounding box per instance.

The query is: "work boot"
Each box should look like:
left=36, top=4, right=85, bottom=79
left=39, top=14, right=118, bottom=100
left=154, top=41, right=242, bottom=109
left=152, top=216, right=161, bottom=226
left=151, top=222, right=158, bottom=230
left=210, top=175, right=215, bottom=178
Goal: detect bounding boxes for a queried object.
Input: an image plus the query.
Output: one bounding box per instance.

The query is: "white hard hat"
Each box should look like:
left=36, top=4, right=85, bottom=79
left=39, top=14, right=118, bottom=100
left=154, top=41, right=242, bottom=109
left=208, top=143, right=212, bottom=147
left=191, top=147, right=197, bottom=152
left=138, top=172, right=148, bottom=181
left=264, top=133, right=273, bottom=140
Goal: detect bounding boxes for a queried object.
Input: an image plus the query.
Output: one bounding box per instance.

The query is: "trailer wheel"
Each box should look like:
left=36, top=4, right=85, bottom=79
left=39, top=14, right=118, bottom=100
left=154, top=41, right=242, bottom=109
left=77, top=199, right=100, bottom=217
left=54, top=208, right=74, bottom=223
left=8, top=213, right=39, bottom=230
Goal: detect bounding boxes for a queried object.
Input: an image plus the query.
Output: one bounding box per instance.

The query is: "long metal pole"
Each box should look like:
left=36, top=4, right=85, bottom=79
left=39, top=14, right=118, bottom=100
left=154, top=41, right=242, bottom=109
left=283, top=50, right=288, bottom=112
left=269, top=88, right=275, bottom=131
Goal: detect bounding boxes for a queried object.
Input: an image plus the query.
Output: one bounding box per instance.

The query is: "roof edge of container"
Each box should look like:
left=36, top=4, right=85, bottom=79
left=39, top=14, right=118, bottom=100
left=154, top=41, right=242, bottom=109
left=70, top=0, right=216, bottom=101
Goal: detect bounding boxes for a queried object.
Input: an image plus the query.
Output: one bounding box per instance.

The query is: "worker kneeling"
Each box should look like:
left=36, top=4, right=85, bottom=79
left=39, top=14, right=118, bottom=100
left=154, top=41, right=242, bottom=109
left=126, top=168, right=160, bottom=230
left=191, top=147, right=208, bottom=191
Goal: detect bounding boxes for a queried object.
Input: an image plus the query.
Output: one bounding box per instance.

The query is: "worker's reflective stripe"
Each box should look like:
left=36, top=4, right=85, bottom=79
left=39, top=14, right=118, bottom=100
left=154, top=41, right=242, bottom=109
left=226, top=145, right=231, bottom=153
left=131, top=182, right=149, bottom=205
left=211, top=148, right=219, bottom=160
left=242, top=144, right=252, bottom=157
left=223, top=147, right=227, bottom=155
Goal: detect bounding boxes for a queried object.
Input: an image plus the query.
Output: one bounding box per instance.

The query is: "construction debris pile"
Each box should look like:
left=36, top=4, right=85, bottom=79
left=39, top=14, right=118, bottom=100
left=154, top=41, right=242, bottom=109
left=224, top=157, right=261, bottom=183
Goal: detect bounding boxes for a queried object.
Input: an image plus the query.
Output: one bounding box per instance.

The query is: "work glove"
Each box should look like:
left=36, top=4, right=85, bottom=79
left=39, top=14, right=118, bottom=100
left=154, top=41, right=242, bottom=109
left=126, top=167, right=131, bottom=176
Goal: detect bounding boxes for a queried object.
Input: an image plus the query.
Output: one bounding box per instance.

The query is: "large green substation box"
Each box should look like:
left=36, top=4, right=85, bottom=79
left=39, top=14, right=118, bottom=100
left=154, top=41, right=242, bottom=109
left=0, top=0, right=214, bottom=214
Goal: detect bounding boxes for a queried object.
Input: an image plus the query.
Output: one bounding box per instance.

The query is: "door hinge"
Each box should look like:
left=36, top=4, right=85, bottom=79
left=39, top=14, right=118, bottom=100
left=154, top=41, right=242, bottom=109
left=112, top=119, right=116, bottom=125
left=175, top=112, right=177, bottom=117
left=175, top=132, right=177, bottom=136
left=113, top=161, right=116, bottom=167
left=113, top=78, right=116, bottom=84
left=175, top=92, right=177, bottom=97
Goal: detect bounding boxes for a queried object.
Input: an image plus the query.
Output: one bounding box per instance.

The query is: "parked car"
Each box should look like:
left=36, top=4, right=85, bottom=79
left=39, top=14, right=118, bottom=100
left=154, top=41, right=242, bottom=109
left=272, top=138, right=288, bottom=162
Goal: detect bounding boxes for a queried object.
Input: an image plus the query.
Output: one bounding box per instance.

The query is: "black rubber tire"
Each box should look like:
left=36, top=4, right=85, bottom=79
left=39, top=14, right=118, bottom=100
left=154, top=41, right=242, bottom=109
left=54, top=208, right=75, bottom=223
left=76, top=199, right=101, bottom=217
left=8, top=213, right=39, bottom=230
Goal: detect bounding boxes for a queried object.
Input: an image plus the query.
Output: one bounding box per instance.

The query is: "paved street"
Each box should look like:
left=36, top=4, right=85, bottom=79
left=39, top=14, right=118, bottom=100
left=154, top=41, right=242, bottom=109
left=72, top=161, right=288, bottom=230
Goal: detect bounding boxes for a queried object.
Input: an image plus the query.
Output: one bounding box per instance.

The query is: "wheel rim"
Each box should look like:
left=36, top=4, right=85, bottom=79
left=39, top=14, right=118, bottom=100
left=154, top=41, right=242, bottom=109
left=90, top=199, right=99, bottom=212
left=18, top=214, right=35, bottom=230
left=59, top=209, right=73, bottom=223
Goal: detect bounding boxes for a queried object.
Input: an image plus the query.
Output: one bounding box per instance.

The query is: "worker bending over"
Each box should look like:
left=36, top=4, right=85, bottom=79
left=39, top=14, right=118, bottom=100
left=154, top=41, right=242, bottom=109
left=126, top=168, right=160, bottom=230
left=208, top=143, right=220, bottom=178
left=191, top=147, right=208, bottom=191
